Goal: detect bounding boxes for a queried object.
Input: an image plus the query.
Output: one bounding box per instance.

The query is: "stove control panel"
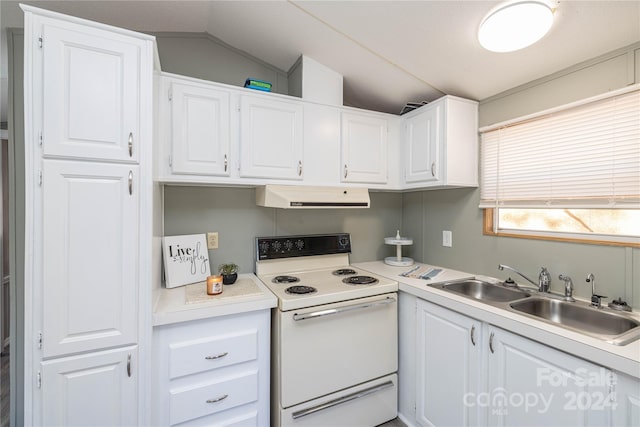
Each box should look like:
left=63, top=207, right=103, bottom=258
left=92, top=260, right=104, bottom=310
left=256, top=233, right=351, bottom=260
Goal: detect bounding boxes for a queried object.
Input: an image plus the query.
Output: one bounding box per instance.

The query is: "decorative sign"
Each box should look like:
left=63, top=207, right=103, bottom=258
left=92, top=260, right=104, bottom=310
left=162, top=234, right=211, bottom=288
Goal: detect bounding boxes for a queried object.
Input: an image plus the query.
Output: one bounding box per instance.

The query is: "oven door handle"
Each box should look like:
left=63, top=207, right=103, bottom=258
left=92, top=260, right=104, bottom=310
left=292, top=296, right=395, bottom=322
left=291, top=380, right=394, bottom=420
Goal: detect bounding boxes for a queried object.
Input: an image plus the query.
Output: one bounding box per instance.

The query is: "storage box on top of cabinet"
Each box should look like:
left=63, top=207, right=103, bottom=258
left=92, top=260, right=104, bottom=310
left=402, top=95, right=478, bottom=189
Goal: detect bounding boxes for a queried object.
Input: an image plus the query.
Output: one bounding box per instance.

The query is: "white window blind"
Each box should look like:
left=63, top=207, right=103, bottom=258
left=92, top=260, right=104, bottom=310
left=480, top=87, right=640, bottom=209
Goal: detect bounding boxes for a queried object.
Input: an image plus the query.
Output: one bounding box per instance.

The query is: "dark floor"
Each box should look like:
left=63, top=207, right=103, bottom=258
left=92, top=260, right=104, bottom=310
left=1, top=346, right=8, bottom=427
left=378, top=417, right=407, bottom=427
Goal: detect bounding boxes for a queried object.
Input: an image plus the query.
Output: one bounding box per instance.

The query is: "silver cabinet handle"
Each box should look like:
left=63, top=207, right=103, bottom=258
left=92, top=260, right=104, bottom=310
left=470, top=325, right=476, bottom=346
left=206, top=394, right=228, bottom=404
left=489, top=332, right=495, bottom=353
left=205, top=352, right=228, bottom=360
left=128, top=132, right=133, bottom=157
left=224, top=154, right=228, bottom=172
left=293, top=296, right=395, bottom=322
left=292, top=380, right=393, bottom=420
left=431, top=161, right=436, bottom=177
left=298, top=160, right=303, bottom=176
left=344, top=164, right=348, bottom=178
left=127, top=353, right=131, bottom=377
left=128, top=171, right=133, bottom=195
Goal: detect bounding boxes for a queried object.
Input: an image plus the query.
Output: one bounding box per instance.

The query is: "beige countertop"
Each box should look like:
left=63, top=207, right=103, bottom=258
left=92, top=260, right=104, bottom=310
left=153, top=273, right=277, bottom=326
left=354, top=260, right=640, bottom=379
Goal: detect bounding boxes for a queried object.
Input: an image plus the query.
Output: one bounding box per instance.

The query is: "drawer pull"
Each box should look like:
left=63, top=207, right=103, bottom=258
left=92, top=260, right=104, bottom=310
left=292, top=380, right=393, bottom=420
left=205, top=352, right=229, bottom=360
left=206, top=394, right=228, bottom=404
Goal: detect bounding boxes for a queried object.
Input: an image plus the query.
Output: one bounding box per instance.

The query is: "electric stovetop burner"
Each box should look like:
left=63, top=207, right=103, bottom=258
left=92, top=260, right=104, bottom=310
left=332, top=268, right=357, bottom=276
left=273, top=275, right=300, bottom=284
left=285, top=285, right=317, bottom=295
left=342, top=275, right=379, bottom=285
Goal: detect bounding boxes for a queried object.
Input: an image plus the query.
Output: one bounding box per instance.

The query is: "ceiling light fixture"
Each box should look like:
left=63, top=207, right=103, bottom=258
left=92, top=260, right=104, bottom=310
left=478, top=0, right=555, bottom=53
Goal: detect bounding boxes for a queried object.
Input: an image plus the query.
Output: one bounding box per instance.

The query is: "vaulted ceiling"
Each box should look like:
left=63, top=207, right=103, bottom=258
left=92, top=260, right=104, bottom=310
left=2, top=0, right=639, bottom=118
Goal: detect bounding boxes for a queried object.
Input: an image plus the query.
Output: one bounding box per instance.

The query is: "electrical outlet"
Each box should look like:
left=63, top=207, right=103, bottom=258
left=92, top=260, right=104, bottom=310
left=207, top=232, right=219, bottom=249
left=442, top=230, right=452, bottom=247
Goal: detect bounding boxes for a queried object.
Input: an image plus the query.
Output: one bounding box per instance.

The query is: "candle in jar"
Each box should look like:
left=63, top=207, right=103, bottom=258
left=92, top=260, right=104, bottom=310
left=206, top=275, right=223, bottom=295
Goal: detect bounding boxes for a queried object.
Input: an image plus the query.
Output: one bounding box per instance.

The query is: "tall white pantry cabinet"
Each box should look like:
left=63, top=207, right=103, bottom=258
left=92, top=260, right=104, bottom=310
left=22, top=6, right=154, bottom=425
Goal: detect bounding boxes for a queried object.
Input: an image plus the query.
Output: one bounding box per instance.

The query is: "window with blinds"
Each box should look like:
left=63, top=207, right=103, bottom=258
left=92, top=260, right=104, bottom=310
left=480, top=86, right=640, bottom=243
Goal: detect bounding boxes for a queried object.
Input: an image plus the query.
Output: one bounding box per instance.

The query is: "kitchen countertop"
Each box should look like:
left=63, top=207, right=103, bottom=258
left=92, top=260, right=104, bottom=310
left=355, top=260, right=640, bottom=379
left=153, top=273, right=277, bottom=326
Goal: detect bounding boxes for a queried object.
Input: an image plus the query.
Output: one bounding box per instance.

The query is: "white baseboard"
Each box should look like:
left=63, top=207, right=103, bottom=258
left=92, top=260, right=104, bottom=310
left=398, top=412, right=418, bottom=427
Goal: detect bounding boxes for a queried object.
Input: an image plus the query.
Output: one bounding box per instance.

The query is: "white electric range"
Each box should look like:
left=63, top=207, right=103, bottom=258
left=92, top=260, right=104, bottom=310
left=256, top=233, right=398, bottom=427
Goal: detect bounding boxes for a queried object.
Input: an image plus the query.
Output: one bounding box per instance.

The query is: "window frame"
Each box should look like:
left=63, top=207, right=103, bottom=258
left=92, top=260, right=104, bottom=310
left=482, top=208, right=640, bottom=248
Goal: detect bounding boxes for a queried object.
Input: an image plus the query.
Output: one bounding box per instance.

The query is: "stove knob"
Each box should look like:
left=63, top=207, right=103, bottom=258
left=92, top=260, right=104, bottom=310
left=259, top=241, right=270, bottom=254
left=339, top=236, right=349, bottom=248
left=295, top=239, right=304, bottom=250
left=284, top=240, right=293, bottom=251
left=272, top=241, right=282, bottom=252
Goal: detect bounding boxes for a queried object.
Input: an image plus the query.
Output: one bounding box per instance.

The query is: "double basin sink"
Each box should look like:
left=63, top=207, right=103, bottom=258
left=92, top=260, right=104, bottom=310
left=428, top=279, right=640, bottom=346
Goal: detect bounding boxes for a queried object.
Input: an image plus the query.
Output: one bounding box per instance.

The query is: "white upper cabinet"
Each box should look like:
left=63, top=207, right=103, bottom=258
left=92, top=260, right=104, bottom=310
left=404, top=103, right=441, bottom=184
left=41, top=18, right=143, bottom=162
left=402, top=95, right=478, bottom=189
left=341, top=112, right=388, bottom=184
left=240, top=94, right=304, bottom=180
left=42, top=160, right=139, bottom=357
left=170, top=81, right=231, bottom=176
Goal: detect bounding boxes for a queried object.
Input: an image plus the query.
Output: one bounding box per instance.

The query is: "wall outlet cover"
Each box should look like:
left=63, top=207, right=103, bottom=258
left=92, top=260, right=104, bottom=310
left=207, top=232, right=219, bottom=249
left=442, top=230, right=452, bottom=247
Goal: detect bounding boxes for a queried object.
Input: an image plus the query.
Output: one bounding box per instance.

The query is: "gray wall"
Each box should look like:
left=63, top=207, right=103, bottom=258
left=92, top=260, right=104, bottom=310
left=403, top=44, right=640, bottom=308
left=154, top=33, right=289, bottom=95
left=7, top=28, right=24, bottom=427
left=163, top=187, right=403, bottom=274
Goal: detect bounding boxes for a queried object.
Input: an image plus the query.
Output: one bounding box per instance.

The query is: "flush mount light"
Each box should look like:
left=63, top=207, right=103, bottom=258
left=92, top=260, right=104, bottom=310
left=478, top=0, right=555, bottom=53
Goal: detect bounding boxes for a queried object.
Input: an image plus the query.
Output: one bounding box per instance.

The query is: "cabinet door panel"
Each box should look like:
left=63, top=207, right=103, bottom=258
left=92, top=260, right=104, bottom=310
left=486, top=326, right=609, bottom=426
left=341, top=113, right=388, bottom=184
left=42, top=21, right=141, bottom=162
left=405, top=105, right=441, bottom=184
left=240, top=95, right=303, bottom=180
left=171, top=82, right=230, bottom=176
left=42, top=160, right=138, bottom=357
left=41, top=346, right=137, bottom=426
left=416, top=300, right=481, bottom=427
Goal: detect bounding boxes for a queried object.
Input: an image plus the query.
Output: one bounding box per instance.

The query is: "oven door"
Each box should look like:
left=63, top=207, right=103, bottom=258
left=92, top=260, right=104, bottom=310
left=277, top=292, right=397, bottom=408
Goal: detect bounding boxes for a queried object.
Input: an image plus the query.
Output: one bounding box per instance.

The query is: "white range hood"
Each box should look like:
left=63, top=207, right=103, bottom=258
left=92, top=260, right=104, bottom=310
left=256, top=185, right=370, bottom=209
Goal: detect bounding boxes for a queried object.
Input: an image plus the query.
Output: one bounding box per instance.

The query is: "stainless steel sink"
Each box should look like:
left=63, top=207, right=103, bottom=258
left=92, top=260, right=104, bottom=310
left=429, top=279, right=531, bottom=304
left=510, top=298, right=640, bottom=345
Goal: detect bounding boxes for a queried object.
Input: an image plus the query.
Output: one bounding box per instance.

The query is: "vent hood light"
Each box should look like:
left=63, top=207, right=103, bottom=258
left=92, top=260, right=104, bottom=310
left=256, top=185, right=370, bottom=209
left=478, top=0, right=554, bottom=53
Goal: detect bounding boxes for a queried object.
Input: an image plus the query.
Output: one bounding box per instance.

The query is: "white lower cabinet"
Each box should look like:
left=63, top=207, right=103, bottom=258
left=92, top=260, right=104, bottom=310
left=486, top=325, right=609, bottom=426
left=415, top=299, right=628, bottom=427
left=152, top=311, right=270, bottom=426
left=41, top=346, right=138, bottom=426
left=613, top=372, right=640, bottom=426
left=416, top=299, right=482, bottom=426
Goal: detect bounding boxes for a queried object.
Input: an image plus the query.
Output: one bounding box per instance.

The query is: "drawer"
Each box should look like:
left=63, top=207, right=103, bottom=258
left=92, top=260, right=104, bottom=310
left=169, top=329, right=257, bottom=379
left=170, top=370, right=258, bottom=425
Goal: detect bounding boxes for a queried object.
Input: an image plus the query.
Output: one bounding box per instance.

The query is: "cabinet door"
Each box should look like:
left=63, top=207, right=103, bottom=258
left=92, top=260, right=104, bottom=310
left=404, top=105, right=441, bottom=184
left=416, top=300, right=481, bottom=427
left=341, top=112, right=388, bottom=184
left=41, top=346, right=137, bottom=426
left=239, top=95, right=303, bottom=180
left=41, top=18, right=142, bottom=162
left=486, top=326, right=610, bottom=426
left=170, top=82, right=230, bottom=176
left=612, top=371, right=640, bottom=426
left=42, top=160, right=138, bottom=357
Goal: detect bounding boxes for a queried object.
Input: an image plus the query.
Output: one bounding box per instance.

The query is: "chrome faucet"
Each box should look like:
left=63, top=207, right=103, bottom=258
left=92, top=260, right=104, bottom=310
left=586, top=273, right=606, bottom=308
left=558, top=274, right=576, bottom=302
left=498, top=264, right=551, bottom=293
